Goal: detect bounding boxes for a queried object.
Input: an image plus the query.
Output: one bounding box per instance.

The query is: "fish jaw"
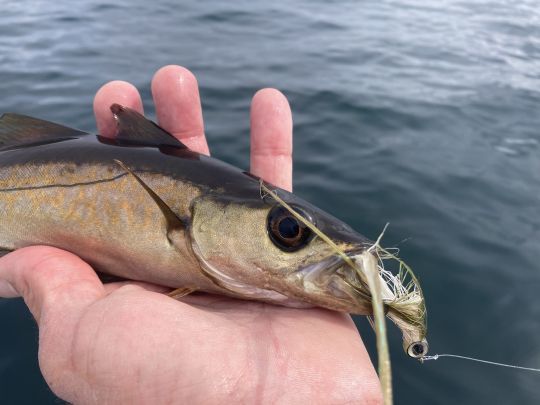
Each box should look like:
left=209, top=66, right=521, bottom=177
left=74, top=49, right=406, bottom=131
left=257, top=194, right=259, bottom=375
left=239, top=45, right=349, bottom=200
left=288, top=249, right=430, bottom=358
left=281, top=253, right=375, bottom=314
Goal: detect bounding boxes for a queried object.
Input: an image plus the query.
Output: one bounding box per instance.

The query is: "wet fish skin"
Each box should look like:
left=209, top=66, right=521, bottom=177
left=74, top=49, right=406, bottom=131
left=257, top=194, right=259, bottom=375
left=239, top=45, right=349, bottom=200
left=0, top=106, right=374, bottom=314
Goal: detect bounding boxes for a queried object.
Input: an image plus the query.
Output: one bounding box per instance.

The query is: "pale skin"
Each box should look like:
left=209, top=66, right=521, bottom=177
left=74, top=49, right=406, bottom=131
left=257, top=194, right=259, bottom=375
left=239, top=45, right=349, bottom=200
left=0, top=65, right=382, bottom=404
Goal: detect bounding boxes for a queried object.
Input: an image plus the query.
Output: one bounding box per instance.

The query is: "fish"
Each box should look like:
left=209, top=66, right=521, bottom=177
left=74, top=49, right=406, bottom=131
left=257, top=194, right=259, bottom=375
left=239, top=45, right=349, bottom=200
left=0, top=104, right=427, bottom=358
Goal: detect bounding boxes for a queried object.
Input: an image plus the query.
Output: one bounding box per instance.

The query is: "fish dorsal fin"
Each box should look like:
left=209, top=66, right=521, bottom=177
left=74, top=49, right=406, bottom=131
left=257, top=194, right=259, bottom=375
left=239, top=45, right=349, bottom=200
left=110, top=104, right=188, bottom=149
left=0, top=113, right=87, bottom=151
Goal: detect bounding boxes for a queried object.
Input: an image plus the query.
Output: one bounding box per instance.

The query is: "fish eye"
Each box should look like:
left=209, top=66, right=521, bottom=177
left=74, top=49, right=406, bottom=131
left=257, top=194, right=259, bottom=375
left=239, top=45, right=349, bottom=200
left=267, top=205, right=313, bottom=252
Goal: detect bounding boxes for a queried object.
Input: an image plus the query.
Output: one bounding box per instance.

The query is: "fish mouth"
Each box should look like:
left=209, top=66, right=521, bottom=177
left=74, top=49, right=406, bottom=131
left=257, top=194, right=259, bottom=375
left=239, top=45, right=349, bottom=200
left=288, top=248, right=375, bottom=314
left=290, top=248, right=429, bottom=358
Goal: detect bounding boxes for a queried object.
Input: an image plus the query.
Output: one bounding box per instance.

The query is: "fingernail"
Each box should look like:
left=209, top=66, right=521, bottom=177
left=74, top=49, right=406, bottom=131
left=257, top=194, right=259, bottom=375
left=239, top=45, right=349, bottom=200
left=0, top=279, right=18, bottom=297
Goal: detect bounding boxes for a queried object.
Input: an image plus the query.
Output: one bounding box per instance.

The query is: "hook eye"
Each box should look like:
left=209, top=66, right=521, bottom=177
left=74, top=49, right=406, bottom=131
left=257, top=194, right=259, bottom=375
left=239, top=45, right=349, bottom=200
left=407, top=340, right=429, bottom=359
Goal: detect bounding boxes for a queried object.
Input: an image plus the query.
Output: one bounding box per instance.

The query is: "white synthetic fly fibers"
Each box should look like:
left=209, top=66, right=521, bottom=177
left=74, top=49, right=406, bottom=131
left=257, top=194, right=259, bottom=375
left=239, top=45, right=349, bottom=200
left=356, top=224, right=424, bottom=310
left=354, top=237, right=426, bottom=352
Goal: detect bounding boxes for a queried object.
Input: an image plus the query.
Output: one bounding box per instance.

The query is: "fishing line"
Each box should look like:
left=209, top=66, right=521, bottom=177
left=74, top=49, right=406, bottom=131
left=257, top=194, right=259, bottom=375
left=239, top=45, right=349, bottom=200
left=421, top=354, right=540, bottom=373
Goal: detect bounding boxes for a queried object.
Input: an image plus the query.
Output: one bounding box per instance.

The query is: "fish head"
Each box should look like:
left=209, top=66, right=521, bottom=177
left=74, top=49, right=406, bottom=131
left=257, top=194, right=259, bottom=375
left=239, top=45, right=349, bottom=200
left=190, top=187, right=375, bottom=313
left=190, top=184, right=428, bottom=356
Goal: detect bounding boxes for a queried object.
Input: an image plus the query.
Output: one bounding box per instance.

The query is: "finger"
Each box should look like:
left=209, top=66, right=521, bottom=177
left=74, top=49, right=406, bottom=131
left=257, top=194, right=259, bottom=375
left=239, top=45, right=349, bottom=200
left=250, top=88, right=293, bottom=191
left=94, top=81, right=144, bottom=138
left=0, top=246, right=104, bottom=322
left=151, top=65, right=209, bottom=155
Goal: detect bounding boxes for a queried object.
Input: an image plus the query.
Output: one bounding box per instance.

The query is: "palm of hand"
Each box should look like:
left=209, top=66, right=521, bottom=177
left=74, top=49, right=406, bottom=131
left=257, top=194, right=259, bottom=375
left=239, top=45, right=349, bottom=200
left=47, top=285, right=377, bottom=403
left=0, top=66, right=381, bottom=404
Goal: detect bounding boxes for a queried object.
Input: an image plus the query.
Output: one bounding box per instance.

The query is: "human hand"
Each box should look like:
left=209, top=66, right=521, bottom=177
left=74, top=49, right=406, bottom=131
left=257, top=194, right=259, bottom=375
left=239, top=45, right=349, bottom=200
left=0, top=65, right=382, bottom=404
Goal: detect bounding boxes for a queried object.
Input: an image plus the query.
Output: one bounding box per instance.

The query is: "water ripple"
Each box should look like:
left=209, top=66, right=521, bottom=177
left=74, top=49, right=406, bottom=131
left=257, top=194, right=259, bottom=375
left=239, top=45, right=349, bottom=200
left=0, top=1, right=539, bottom=404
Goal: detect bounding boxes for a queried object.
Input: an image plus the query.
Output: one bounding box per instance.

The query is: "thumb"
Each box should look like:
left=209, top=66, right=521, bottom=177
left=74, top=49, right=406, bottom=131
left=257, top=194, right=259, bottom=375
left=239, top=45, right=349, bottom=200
left=0, top=246, right=104, bottom=323
left=0, top=247, right=108, bottom=402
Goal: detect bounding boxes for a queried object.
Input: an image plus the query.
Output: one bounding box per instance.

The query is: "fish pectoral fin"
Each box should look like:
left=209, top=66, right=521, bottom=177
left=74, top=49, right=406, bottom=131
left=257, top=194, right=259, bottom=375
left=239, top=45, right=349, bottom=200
left=110, top=104, right=188, bottom=150
left=168, top=287, right=197, bottom=300
left=114, top=160, right=186, bottom=242
left=0, top=113, right=87, bottom=151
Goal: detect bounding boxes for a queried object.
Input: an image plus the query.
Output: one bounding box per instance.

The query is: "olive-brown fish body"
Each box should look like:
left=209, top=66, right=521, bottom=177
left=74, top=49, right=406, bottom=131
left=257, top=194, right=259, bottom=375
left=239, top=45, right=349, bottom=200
left=0, top=133, right=364, bottom=309
left=0, top=154, right=210, bottom=289
left=0, top=106, right=428, bottom=355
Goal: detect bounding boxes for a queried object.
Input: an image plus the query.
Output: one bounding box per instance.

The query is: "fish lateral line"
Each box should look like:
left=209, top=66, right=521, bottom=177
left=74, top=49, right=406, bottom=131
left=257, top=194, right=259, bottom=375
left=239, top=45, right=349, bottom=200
left=0, top=164, right=178, bottom=194
left=0, top=172, right=130, bottom=193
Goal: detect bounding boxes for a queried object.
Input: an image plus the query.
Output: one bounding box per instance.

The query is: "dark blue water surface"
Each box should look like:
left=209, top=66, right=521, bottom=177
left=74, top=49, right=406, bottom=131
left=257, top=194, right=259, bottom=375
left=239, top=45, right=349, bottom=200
left=1, top=1, right=539, bottom=404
